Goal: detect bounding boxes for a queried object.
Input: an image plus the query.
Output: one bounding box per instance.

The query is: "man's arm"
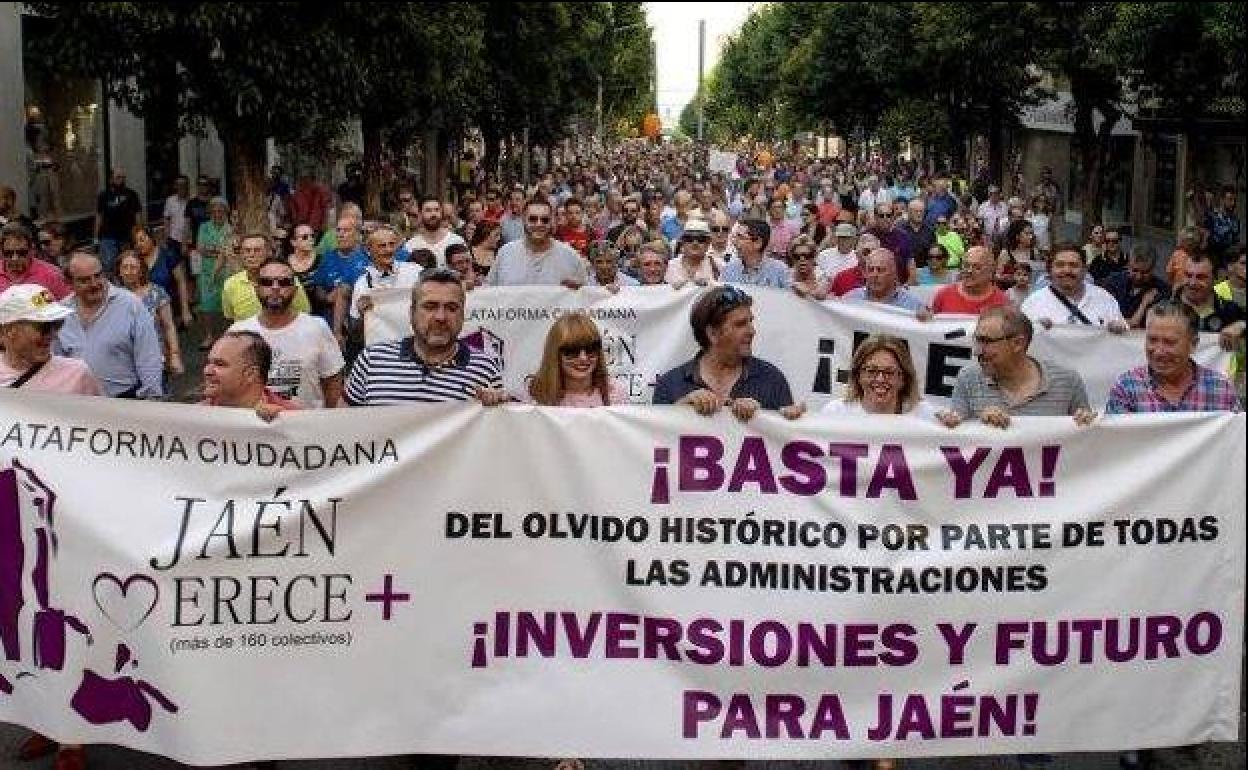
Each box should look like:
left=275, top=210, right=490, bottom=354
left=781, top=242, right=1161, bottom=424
left=320, top=373, right=344, bottom=409
left=132, top=307, right=166, bottom=399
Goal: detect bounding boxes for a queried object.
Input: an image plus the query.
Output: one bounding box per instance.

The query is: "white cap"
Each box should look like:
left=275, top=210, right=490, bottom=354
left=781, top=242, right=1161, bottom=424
left=681, top=219, right=711, bottom=237
left=833, top=223, right=858, bottom=238
left=0, top=284, right=72, bottom=325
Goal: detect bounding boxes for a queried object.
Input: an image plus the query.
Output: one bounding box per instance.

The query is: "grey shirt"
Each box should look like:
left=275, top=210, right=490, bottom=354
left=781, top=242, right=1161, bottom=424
left=950, top=357, right=1089, bottom=418
left=485, top=238, right=588, bottom=287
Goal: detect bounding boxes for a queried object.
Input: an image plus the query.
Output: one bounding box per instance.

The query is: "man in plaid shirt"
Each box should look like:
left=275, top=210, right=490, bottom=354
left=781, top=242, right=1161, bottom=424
left=1105, top=300, right=1241, bottom=414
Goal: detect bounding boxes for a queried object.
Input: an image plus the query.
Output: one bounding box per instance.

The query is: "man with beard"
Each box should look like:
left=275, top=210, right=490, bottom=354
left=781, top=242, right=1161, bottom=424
left=400, top=195, right=467, bottom=267
left=485, top=198, right=587, bottom=288
left=228, top=258, right=344, bottom=408
left=345, top=267, right=506, bottom=406
left=607, top=196, right=650, bottom=244
left=1021, top=243, right=1127, bottom=333
left=939, top=305, right=1095, bottom=429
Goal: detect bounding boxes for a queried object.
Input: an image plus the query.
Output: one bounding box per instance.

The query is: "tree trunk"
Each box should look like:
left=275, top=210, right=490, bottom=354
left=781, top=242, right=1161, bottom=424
left=361, top=116, right=384, bottom=221
left=225, top=130, right=269, bottom=235
left=1072, top=99, right=1117, bottom=238
left=482, top=121, right=501, bottom=181
left=422, top=127, right=440, bottom=201
left=987, top=100, right=1005, bottom=187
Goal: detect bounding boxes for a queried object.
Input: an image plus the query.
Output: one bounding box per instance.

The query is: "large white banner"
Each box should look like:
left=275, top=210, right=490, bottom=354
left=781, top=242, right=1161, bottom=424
left=0, top=392, right=1242, bottom=764
left=367, top=286, right=1233, bottom=409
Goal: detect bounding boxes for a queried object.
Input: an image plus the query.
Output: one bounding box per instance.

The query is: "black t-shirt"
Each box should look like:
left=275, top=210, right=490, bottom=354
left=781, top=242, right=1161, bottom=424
left=97, top=186, right=142, bottom=241
left=1178, top=291, right=1247, bottom=333
left=185, top=196, right=210, bottom=247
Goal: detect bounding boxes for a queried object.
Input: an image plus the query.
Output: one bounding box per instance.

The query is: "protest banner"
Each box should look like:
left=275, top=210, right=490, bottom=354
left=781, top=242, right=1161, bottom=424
left=366, top=286, right=1233, bottom=409
left=707, top=150, right=740, bottom=177
left=0, top=392, right=1242, bottom=764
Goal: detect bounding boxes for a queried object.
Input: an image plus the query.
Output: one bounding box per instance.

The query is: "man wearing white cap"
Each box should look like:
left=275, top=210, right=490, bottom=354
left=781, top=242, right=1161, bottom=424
left=817, top=223, right=860, bottom=282
left=666, top=219, right=723, bottom=289
left=0, top=284, right=99, bottom=394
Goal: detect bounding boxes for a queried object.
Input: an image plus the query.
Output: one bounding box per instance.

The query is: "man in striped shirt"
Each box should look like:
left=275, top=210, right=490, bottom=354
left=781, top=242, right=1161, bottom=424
left=344, top=268, right=506, bottom=406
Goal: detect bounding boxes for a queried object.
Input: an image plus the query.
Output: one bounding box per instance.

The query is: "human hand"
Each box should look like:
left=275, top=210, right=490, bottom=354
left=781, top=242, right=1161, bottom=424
left=475, top=387, right=509, bottom=407
left=560, top=278, right=584, bottom=290
left=729, top=397, right=761, bottom=422
left=1037, top=317, right=1053, bottom=330
left=780, top=402, right=807, bottom=420
left=681, top=388, right=723, bottom=416
left=978, top=406, right=1011, bottom=429
left=358, top=296, right=374, bottom=314
left=254, top=402, right=283, bottom=422
left=937, top=410, right=963, bottom=429
left=1072, top=407, right=1097, bottom=426
left=915, top=307, right=933, bottom=322
left=1107, top=320, right=1128, bottom=334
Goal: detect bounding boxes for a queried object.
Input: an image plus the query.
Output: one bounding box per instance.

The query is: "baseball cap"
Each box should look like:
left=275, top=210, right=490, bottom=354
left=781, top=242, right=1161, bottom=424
left=682, top=219, right=711, bottom=238
left=0, top=284, right=73, bottom=325
left=833, top=223, right=858, bottom=238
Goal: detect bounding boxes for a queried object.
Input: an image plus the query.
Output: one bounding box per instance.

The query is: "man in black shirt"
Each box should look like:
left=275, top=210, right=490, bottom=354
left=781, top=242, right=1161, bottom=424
left=94, top=167, right=143, bottom=274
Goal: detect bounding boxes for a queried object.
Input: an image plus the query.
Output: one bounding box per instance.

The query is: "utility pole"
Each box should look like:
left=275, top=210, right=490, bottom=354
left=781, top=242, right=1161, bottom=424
left=596, top=74, right=604, bottom=145
left=697, top=19, right=705, bottom=142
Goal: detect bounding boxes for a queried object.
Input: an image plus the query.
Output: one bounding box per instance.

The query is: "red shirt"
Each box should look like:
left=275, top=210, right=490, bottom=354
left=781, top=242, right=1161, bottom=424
left=931, top=283, right=1010, bottom=315
left=482, top=204, right=504, bottom=225
left=0, top=258, right=72, bottom=300
left=555, top=226, right=591, bottom=257
left=288, top=183, right=331, bottom=230
left=829, top=266, right=864, bottom=297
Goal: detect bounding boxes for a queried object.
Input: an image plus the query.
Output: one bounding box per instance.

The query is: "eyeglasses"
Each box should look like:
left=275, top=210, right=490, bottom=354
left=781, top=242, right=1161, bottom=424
left=38, top=238, right=53, bottom=246
left=710, top=226, right=731, bottom=233
left=792, top=252, right=815, bottom=260
left=683, top=235, right=710, bottom=244
left=258, top=277, right=296, bottom=288
left=559, top=339, right=602, bottom=358
left=973, top=333, right=1015, bottom=346
left=398, top=196, right=414, bottom=204
left=528, top=216, right=551, bottom=224
left=2, top=249, right=27, bottom=258
left=72, top=271, right=104, bottom=284
left=294, top=232, right=314, bottom=240
left=861, top=366, right=902, bottom=380
left=928, top=252, right=945, bottom=260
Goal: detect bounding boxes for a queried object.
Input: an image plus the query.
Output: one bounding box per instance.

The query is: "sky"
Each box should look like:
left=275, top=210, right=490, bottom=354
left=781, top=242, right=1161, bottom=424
left=645, top=2, right=757, bottom=126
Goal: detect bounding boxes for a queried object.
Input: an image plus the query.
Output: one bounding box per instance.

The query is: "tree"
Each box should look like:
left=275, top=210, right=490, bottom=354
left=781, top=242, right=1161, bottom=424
left=27, top=3, right=366, bottom=231
left=344, top=3, right=485, bottom=214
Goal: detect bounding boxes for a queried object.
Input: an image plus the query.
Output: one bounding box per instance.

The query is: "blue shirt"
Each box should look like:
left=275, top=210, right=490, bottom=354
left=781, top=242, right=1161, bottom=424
left=845, top=286, right=928, bottom=313
left=313, top=247, right=370, bottom=290
left=660, top=215, right=686, bottom=242
left=56, top=285, right=164, bottom=398
left=924, top=193, right=958, bottom=226
left=653, top=353, right=794, bottom=410
left=721, top=257, right=792, bottom=289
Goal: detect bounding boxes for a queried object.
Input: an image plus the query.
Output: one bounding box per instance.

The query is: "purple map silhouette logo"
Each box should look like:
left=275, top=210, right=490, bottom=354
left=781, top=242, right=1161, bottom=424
left=463, top=327, right=506, bottom=363
left=71, top=643, right=177, bottom=731
left=0, top=460, right=179, bottom=733
left=92, top=574, right=158, bottom=632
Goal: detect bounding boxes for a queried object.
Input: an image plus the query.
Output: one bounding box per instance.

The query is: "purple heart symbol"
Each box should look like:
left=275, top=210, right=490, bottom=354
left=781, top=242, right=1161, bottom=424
left=92, top=573, right=159, bottom=632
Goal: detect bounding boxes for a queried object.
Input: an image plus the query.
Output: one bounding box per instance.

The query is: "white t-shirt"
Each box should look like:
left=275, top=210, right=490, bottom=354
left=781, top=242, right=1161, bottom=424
left=821, top=398, right=940, bottom=421
left=485, top=238, right=588, bottom=287
left=858, top=188, right=891, bottom=213
left=402, top=229, right=466, bottom=267
left=350, top=262, right=422, bottom=320
left=229, top=314, right=345, bottom=408
left=1020, top=284, right=1125, bottom=327
left=816, top=248, right=858, bottom=280
left=977, top=201, right=1009, bottom=238
left=163, top=195, right=188, bottom=243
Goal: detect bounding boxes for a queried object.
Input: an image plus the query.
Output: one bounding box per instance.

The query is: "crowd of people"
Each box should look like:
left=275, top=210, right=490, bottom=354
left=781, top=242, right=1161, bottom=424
left=0, top=140, right=1244, bottom=770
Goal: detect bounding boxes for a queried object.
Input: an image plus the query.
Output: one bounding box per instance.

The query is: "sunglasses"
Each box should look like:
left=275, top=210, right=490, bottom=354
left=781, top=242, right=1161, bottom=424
left=710, top=226, right=731, bottom=233
left=559, top=339, right=602, bottom=358
left=528, top=216, right=551, bottom=224
left=258, top=277, right=296, bottom=288
left=713, top=285, right=751, bottom=311
left=38, top=238, right=54, bottom=246
left=683, top=235, right=710, bottom=244
left=2, top=249, right=28, bottom=258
